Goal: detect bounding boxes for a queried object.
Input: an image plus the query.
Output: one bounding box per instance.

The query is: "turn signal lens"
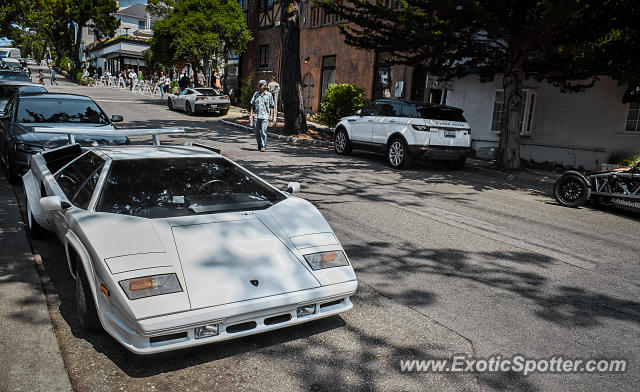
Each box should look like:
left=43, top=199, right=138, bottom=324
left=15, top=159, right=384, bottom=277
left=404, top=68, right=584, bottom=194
left=304, top=251, right=349, bottom=270
left=129, top=277, right=153, bottom=291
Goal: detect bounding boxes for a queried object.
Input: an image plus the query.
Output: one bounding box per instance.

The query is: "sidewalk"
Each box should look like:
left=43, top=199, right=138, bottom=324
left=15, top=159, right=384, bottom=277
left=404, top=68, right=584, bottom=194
left=0, top=170, right=72, bottom=391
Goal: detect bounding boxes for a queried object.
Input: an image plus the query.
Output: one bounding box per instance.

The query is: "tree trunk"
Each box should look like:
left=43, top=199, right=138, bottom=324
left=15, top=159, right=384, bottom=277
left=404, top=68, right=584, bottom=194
left=498, top=66, right=524, bottom=170
left=280, top=0, right=307, bottom=134
left=73, top=24, right=83, bottom=69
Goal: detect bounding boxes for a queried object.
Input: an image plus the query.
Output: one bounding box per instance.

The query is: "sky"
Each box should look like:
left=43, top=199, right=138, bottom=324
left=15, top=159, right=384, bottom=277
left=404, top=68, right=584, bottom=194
left=118, top=0, right=148, bottom=9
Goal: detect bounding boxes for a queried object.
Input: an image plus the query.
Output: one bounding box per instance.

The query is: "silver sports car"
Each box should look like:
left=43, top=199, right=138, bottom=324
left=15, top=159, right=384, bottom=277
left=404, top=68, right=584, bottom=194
left=168, top=88, right=230, bottom=115
left=23, top=129, right=357, bottom=354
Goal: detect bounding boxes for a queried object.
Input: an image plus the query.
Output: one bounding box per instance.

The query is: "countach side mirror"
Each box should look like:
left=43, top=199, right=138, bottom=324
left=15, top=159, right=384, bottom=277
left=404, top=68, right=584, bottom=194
left=286, top=182, right=300, bottom=194
left=40, top=196, right=71, bottom=211
left=111, top=114, right=123, bottom=122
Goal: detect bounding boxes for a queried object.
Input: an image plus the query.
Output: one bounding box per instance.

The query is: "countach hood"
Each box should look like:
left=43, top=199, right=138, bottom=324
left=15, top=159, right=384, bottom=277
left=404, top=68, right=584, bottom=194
left=171, top=217, right=320, bottom=309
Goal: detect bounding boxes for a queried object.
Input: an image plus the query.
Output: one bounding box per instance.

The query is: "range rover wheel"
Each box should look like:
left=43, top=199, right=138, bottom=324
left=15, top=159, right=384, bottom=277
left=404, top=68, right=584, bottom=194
left=387, top=138, right=412, bottom=169
left=554, top=173, right=590, bottom=208
left=334, top=128, right=352, bottom=155
left=76, top=263, right=101, bottom=332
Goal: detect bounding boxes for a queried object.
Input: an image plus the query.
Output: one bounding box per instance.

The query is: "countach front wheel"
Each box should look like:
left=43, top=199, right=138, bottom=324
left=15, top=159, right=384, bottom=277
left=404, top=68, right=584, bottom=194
left=554, top=174, right=590, bottom=208
left=76, top=263, right=101, bottom=332
left=334, top=128, right=352, bottom=155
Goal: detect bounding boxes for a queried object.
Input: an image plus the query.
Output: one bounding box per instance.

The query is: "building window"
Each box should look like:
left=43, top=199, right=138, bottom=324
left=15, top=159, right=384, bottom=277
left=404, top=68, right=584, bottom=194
left=259, top=0, right=281, bottom=28
left=490, top=89, right=537, bottom=136
left=321, top=55, right=336, bottom=97
left=138, top=20, right=145, bottom=29
left=258, top=45, right=269, bottom=67
left=625, top=102, right=640, bottom=132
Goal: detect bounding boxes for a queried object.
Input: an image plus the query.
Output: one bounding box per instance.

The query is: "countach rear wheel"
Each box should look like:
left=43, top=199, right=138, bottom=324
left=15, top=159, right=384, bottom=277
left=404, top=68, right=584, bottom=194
left=554, top=174, right=590, bottom=208
left=334, top=128, right=352, bottom=155
left=76, top=263, right=101, bottom=332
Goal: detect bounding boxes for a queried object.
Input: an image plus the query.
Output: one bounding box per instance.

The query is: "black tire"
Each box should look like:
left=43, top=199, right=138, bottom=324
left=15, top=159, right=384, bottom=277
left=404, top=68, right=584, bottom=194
left=444, top=157, right=466, bottom=170
left=25, top=195, right=46, bottom=238
left=76, top=263, right=101, bottom=332
left=334, top=128, right=352, bottom=155
left=168, top=98, right=174, bottom=110
left=387, top=138, right=412, bottom=169
left=185, top=102, right=193, bottom=116
left=220, top=109, right=229, bottom=116
left=554, top=174, right=591, bottom=208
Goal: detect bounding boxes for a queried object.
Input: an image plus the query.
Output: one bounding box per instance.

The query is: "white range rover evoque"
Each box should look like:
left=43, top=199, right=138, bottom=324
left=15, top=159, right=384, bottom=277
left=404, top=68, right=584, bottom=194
left=22, top=129, right=357, bottom=354
left=334, top=99, right=472, bottom=169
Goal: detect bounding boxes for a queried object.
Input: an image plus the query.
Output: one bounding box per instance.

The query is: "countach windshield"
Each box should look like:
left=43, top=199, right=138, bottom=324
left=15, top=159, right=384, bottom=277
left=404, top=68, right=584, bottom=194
left=96, top=158, right=286, bottom=218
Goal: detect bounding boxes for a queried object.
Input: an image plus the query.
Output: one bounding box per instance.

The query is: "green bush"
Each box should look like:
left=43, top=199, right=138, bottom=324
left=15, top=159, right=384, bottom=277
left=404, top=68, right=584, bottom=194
left=319, top=83, right=367, bottom=127
left=75, top=70, right=84, bottom=84
left=239, top=71, right=255, bottom=109
left=608, top=151, right=640, bottom=166
left=58, top=56, right=72, bottom=70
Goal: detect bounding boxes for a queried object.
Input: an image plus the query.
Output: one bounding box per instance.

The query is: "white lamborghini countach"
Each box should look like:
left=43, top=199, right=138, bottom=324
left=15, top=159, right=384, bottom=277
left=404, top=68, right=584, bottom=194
left=22, top=129, right=357, bottom=354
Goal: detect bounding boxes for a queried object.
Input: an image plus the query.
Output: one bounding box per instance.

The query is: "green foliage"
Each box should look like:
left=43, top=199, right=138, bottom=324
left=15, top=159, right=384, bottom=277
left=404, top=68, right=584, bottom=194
left=318, top=83, right=367, bottom=127
left=239, top=71, right=255, bottom=109
left=75, top=70, right=84, bottom=84
left=58, top=56, right=72, bottom=69
left=609, top=151, right=640, bottom=167
left=148, top=0, right=252, bottom=69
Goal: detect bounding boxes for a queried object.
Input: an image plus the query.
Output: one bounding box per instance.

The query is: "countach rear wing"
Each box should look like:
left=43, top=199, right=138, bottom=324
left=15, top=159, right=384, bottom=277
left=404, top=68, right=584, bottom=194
left=33, top=127, right=185, bottom=146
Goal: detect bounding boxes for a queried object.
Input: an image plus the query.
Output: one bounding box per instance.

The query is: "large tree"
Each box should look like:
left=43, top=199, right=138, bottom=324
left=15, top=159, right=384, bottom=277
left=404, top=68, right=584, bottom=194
left=319, top=0, right=640, bottom=169
left=148, top=0, right=251, bottom=79
left=43, top=0, right=120, bottom=67
left=279, top=0, right=308, bottom=134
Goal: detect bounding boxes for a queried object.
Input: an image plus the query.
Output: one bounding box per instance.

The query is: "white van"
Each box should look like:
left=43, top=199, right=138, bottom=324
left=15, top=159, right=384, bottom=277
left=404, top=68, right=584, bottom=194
left=0, top=48, right=22, bottom=60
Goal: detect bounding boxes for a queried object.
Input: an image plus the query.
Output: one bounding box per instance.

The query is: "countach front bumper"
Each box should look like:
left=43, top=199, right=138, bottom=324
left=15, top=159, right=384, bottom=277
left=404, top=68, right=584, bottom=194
left=100, top=280, right=357, bottom=354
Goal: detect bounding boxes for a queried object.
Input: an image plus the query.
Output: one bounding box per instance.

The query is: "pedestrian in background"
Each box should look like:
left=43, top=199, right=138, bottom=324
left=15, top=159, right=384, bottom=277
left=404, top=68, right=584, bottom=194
left=249, top=80, right=274, bottom=152
left=158, top=71, right=167, bottom=99
left=197, top=69, right=205, bottom=87
left=50, top=67, right=57, bottom=85
left=267, top=75, right=280, bottom=123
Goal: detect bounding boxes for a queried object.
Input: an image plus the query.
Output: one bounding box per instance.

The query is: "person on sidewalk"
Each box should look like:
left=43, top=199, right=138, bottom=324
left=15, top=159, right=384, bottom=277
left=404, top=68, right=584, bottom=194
left=197, top=69, right=205, bottom=87
left=158, top=71, right=167, bottom=99
left=249, top=80, right=275, bottom=152
left=50, top=67, right=57, bottom=85
left=179, top=71, right=189, bottom=92
left=267, top=75, right=280, bottom=123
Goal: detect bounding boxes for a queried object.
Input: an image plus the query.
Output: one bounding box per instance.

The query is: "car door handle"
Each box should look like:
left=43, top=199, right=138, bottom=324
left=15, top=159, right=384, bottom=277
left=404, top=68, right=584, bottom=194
left=389, top=120, right=397, bottom=123
left=367, top=120, right=373, bottom=122
left=347, top=119, right=356, bottom=122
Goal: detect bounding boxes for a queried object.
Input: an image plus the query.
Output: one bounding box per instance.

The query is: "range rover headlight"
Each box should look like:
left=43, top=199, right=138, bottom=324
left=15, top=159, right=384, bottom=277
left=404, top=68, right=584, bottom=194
left=411, top=124, right=429, bottom=131
left=119, top=273, right=182, bottom=300
left=304, top=251, right=349, bottom=270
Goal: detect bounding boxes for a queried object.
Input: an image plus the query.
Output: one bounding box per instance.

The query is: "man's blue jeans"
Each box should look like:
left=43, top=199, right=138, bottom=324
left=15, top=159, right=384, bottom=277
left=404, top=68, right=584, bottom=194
left=253, top=118, right=268, bottom=149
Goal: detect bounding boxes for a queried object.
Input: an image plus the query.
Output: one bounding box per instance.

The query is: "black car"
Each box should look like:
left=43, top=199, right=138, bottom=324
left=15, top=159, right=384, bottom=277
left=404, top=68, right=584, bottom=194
left=0, top=70, right=31, bottom=82
left=0, top=81, right=47, bottom=112
left=0, top=92, right=125, bottom=183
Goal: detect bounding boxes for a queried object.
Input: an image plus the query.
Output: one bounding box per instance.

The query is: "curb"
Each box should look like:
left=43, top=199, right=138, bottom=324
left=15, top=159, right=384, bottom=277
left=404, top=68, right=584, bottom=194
left=220, top=119, right=334, bottom=148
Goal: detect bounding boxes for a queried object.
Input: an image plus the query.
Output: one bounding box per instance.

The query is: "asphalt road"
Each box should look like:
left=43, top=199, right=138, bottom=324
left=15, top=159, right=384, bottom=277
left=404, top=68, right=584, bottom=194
left=7, top=77, right=639, bottom=391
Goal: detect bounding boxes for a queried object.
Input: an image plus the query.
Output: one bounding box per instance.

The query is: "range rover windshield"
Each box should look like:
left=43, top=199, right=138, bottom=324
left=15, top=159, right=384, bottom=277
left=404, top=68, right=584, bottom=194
left=97, top=158, right=286, bottom=218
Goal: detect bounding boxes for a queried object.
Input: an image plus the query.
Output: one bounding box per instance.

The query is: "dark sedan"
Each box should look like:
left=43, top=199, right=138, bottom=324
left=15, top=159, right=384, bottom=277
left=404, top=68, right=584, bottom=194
left=0, top=92, right=126, bottom=182
left=0, top=81, right=47, bottom=112
left=0, top=70, right=31, bottom=82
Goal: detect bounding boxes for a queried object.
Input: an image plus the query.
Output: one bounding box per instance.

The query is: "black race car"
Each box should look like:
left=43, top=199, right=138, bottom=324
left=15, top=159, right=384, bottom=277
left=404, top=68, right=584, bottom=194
left=554, top=166, right=640, bottom=211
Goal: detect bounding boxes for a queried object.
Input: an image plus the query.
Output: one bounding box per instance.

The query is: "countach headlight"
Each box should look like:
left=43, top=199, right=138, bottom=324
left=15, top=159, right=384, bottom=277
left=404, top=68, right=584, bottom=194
left=119, top=274, right=182, bottom=300
left=304, top=251, right=349, bottom=270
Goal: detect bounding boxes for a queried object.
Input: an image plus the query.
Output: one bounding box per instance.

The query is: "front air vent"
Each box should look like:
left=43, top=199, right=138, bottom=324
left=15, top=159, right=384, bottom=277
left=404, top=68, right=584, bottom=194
left=320, top=299, right=344, bottom=309
left=264, top=314, right=292, bottom=325
left=226, top=321, right=257, bottom=334
left=149, top=332, right=188, bottom=344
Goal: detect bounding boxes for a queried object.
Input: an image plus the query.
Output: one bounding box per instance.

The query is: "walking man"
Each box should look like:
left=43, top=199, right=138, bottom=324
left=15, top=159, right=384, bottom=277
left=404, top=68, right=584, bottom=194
left=50, top=67, right=57, bottom=85
left=267, top=75, right=280, bottom=124
left=197, top=69, right=205, bottom=87
left=249, top=80, right=274, bottom=152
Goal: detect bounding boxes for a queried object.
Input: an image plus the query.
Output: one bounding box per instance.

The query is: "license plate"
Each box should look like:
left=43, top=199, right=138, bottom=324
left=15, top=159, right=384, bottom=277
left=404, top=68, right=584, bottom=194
left=444, top=130, right=456, bottom=137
